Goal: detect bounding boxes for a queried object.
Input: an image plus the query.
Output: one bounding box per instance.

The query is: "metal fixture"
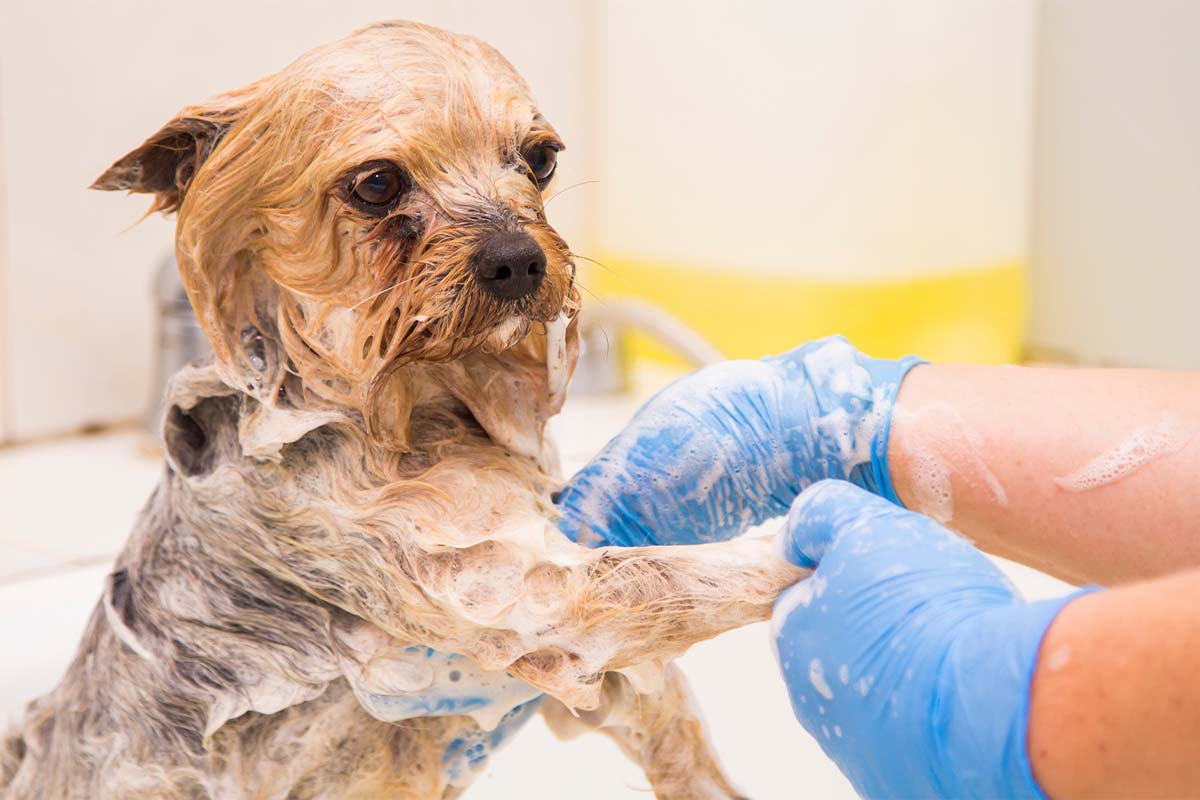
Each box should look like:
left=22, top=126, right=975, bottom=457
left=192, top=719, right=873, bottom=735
left=571, top=297, right=725, bottom=395
left=147, top=253, right=210, bottom=434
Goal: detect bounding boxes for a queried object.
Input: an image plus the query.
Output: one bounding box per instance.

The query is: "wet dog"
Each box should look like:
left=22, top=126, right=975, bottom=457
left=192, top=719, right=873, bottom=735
left=0, top=22, right=800, bottom=798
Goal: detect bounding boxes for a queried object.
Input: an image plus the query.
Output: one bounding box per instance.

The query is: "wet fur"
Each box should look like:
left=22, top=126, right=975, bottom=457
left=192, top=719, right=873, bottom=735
left=1, top=21, right=801, bottom=799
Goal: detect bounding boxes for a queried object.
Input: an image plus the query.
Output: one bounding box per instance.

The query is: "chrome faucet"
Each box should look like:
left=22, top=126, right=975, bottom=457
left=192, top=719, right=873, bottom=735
left=147, top=253, right=211, bottom=434
left=571, top=297, right=724, bottom=395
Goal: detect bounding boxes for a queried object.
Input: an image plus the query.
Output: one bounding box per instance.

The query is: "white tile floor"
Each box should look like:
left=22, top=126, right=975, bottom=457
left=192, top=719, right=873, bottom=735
left=0, top=428, right=163, bottom=580
left=0, top=376, right=1074, bottom=798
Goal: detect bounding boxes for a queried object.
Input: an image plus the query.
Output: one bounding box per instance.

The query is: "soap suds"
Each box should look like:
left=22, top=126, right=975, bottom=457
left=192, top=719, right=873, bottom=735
left=908, top=446, right=954, bottom=523
left=897, top=402, right=1008, bottom=523
left=1044, top=645, right=1071, bottom=672
left=544, top=312, right=570, bottom=409
left=809, top=658, right=834, bottom=700
left=1054, top=413, right=1194, bottom=492
left=348, top=646, right=542, bottom=732
left=770, top=571, right=822, bottom=642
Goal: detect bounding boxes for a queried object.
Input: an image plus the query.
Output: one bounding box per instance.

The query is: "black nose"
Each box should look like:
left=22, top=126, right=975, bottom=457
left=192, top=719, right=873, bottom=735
left=471, top=231, right=546, bottom=300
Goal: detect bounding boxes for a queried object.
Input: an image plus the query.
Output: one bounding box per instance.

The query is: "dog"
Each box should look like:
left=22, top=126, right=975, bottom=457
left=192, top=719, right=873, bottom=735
left=0, top=21, right=802, bottom=799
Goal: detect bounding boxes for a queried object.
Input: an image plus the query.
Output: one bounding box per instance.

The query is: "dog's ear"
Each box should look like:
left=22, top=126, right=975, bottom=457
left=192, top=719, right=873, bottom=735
left=93, top=81, right=289, bottom=402
left=163, top=395, right=242, bottom=478
left=90, top=82, right=262, bottom=214
left=91, top=116, right=230, bottom=214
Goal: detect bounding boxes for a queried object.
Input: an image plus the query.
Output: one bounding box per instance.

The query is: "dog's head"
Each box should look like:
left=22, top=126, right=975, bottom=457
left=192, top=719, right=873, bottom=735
left=95, top=21, right=579, bottom=452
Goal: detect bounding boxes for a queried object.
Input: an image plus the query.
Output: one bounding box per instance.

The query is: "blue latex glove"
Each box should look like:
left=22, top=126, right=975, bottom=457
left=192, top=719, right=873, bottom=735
left=557, top=336, right=924, bottom=546
left=773, top=480, right=1096, bottom=800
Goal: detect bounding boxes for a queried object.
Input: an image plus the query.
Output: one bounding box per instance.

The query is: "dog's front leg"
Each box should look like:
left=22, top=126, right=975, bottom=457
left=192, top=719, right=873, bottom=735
left=542, top=665, right=747, bottom=800
left=466, top=533, right=806, bottom=708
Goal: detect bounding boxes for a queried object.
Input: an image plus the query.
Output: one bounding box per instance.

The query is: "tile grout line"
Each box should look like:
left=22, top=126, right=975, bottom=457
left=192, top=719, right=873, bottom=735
left=0, top=551, right=117, bottom=587
left=0, top=531, right=118, bottom=563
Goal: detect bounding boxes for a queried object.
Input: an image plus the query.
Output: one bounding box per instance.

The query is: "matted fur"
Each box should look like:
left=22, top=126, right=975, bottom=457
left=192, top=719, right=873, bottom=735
left=1, top=21, right=802, bottom=799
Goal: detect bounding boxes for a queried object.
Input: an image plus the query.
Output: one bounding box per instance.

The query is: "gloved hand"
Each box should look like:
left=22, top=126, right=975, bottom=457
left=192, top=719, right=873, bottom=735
left=773, top=480, right=1096, bottom=800
left=556, top=336, right=923, bottom=546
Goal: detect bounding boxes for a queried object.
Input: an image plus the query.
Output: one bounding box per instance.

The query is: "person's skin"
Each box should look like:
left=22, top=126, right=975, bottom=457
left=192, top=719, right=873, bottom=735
left=889, top=364, right=1200, bottom=798
left=889, top=364, right=1200, bottom=585
left=1029, top=569, right=1200, bottom=798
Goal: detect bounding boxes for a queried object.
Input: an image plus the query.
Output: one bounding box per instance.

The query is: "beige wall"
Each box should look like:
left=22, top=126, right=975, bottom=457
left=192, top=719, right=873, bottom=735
left=0, top=0, right=591, bottom=442
left=1030, top=0, right=1200, bottom=368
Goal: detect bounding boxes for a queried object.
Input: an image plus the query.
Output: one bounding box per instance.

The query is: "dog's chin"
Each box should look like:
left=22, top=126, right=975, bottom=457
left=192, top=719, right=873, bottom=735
left=483, top=315, right=534, bottom=353
left=377, top=308, right=572, bottom=464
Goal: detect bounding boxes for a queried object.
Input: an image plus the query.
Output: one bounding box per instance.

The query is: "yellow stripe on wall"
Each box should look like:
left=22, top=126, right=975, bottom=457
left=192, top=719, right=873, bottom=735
left=589, top=257, right=1028, bottom=365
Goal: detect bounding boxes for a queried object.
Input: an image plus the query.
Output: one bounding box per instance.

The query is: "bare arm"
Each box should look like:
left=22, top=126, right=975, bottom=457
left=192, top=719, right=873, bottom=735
left=889, top=365, right=1200, bottom=584
left=1028, top=567, right=1200, bottom=798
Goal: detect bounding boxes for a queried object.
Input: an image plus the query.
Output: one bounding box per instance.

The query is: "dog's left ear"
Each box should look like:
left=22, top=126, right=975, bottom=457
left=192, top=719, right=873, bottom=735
left=90, top=83, right=260, bottom=214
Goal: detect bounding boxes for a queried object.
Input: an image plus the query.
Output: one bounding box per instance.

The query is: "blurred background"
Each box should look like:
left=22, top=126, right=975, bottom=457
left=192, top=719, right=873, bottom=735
left=0, top=1, right=1196, bottom=797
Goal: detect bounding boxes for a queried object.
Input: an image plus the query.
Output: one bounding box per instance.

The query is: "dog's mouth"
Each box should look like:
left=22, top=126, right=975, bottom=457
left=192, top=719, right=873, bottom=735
left=378, top=307, right=576, bottom=464
left=483, top=314, right=533, bottom=352
left=443, top=304, right=574, bottom=405
left=381, top=282, right=572, bottom=362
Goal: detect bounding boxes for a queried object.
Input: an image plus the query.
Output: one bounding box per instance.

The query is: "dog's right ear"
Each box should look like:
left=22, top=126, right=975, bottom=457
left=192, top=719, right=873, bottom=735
left=90, top=83, right=261, bottom=214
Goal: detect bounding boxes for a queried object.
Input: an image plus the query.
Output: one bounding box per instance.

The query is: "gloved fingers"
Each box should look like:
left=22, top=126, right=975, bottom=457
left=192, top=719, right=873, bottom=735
left=556, top=361, right=788, bottom=547
left=777, top=479, right=996, bottom=578
left=761, top=334, right=852, bottom=373
left=555, top=471, right=653, bottom=547
left=774, top=480, right=895, bottom=569
left=555, top=445, right=721, bottom=548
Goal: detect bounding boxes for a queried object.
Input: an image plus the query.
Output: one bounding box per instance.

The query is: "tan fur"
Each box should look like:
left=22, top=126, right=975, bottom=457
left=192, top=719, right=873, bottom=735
left=1, top=21, right=803, bottom=798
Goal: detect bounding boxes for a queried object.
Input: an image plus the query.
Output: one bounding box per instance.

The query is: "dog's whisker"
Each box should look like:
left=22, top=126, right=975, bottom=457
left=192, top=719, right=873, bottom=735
left=543, top=179, right=599, bottom=207
left=573, top=280, right=604, bottom=303
left=349, top=284, right=401, bottom=310
left=569, top=252, right=625, bottom=279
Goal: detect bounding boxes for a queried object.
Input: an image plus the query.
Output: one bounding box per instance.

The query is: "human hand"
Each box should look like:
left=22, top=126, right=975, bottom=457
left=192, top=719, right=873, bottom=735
left=557, top=336, right=923, bottom=546
left=772, top=480, right=1093, bottom=799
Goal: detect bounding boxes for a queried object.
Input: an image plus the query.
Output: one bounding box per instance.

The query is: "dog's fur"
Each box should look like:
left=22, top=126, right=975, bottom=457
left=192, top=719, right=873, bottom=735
left=0, top=22, right=801, bottom=799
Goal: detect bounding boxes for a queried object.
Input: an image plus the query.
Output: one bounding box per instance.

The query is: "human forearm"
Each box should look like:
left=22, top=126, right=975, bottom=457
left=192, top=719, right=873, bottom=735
left=889, top=364, right=1200, bottom=584
left=1028, top=568, right=1200, bottom=798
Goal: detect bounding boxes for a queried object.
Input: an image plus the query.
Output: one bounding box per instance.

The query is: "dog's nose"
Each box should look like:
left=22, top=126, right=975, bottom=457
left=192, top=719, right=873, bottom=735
left=471, top=231, right=546, bottom=300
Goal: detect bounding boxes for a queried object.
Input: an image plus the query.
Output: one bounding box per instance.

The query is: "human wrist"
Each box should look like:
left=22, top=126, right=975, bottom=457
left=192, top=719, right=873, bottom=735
left=849, top=353, right=926, bottom=503
left=933, top=588, right=1100, bottom=799
left=763, top=341, right=924, bottom=502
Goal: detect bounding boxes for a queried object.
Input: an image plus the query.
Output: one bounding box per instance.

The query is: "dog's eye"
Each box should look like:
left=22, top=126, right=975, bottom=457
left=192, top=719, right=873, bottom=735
left=523, top=145, right=558, bottom=188
left=351, top=166, right=407, bottom=209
